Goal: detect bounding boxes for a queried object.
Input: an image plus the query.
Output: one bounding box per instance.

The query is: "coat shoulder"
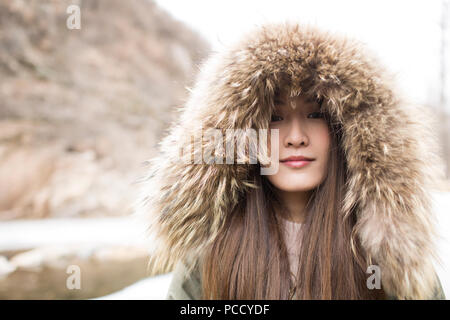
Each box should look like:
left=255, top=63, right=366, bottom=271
left=166, top=255, right=203, bottom=300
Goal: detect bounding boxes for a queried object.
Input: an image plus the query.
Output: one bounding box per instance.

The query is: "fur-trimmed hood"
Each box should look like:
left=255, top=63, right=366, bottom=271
left=136, top=22, right=446, bottom=299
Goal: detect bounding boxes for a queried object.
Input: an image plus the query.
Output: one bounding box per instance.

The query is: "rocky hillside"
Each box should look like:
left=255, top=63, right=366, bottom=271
left=0, top=0, right=211, bottom=219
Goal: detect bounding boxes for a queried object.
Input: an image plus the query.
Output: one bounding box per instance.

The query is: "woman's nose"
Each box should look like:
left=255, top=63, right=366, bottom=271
left=285, top=118, right=309, bottom=147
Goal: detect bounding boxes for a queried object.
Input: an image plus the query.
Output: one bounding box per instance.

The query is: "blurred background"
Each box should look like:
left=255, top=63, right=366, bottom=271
left=0, top=0, right=449, bottom=299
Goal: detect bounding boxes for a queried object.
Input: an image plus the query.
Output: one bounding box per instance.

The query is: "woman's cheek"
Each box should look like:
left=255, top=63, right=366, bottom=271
left=314, top=124, right=331, bottom=154
left=266, top=124, right=282, bottom=159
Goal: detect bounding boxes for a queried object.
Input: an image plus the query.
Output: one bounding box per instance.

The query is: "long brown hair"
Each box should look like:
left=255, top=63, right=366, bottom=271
left=201, top=94, right=386, bottom=300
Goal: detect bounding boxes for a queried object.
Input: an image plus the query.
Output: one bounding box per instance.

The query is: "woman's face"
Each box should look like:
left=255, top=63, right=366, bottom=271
left=265, top=92, right=331, bottom=192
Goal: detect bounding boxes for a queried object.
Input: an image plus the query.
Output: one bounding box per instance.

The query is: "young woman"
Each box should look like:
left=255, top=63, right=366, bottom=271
left=137, top=22, right=446, bottom=299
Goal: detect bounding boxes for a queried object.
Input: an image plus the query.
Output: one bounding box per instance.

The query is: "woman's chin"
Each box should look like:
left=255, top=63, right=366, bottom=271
left=274, top=182, right=317, bottom=193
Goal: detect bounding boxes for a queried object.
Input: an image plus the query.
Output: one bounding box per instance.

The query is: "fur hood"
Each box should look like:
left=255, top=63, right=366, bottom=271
left=136, top=22, right=446, bottom=299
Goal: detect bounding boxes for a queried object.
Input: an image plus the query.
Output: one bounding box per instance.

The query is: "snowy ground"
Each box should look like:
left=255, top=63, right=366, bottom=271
left=1, top=191, right=449, bottom=299
left=0, top=216, right=149, bottom=251
left=92, top=272, right=173, bottom=300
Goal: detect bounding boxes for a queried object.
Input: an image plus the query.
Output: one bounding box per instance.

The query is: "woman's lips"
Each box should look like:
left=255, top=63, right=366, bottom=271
left=280, top=160, right=313, bottom=168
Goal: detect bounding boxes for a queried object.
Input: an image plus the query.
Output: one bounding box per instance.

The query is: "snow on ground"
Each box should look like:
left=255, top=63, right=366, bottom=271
left=93, top=272, right=173, bottom=300
left=0, top=216, right=149, bottom=251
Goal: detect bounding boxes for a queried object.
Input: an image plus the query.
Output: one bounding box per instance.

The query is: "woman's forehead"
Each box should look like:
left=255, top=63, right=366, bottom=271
left=274, top=93, right=319, bottom=110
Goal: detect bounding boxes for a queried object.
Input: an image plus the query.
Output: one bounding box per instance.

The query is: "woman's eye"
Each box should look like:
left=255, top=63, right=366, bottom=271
left=271, top=115, right=283, bottom=122
left=308, top=112, right=325, bottom=119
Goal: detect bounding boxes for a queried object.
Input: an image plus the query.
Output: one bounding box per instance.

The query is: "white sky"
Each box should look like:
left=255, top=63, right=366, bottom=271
left=154, top=0, right=450, bottom=111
